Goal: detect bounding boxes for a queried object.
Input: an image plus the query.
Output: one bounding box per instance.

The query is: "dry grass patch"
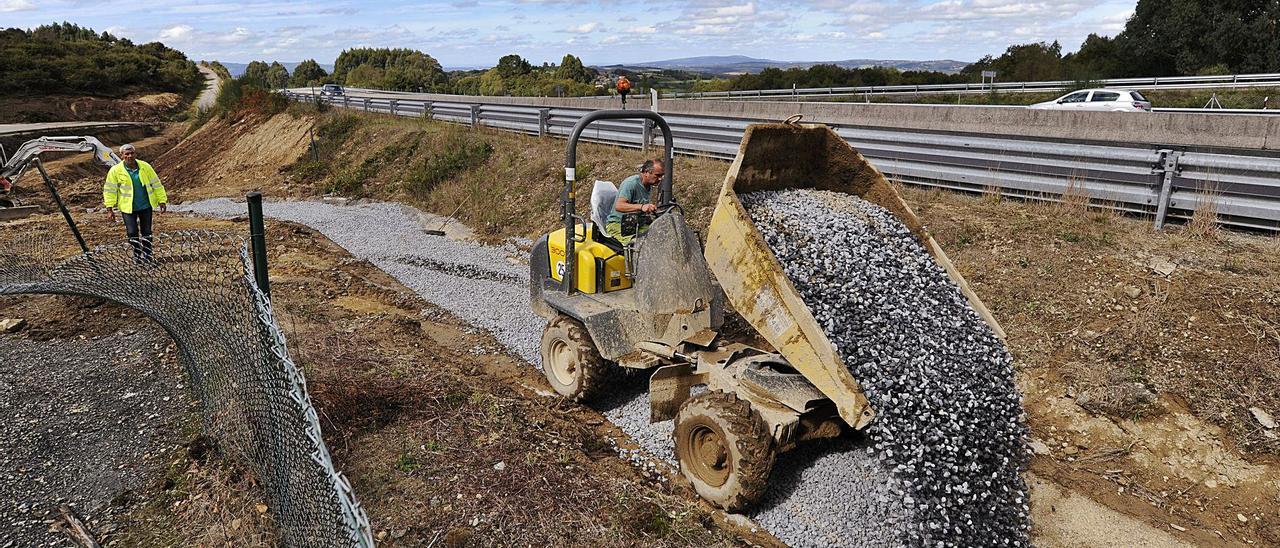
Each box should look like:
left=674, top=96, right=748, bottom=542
left=1186, top=183, right=1222, bottom=240
left=899, top=185, right=1280, bottom=455
left=111, top=439, right=277, bottom=548
left=277, top=110, right=729, bottom=241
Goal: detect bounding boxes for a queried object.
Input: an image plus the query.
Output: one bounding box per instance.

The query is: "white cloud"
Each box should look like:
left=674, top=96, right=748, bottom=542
left=0, top=0, right=34, bottom=12
left=103, top=26, right=133, bottom=39
left=219, top=27, right=251, bottom=43
left=628, top=25, right=657, bottom=34
left=157, top=25, right=194, bottom=42
left=568, top=21, right=599, bottom=33
left=711, top=3, right=755, bottom=17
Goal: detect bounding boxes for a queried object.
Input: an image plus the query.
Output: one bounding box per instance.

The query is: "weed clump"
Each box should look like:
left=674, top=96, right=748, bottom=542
left=286, top=112, right=363, bottom=182
left=405, top=133, right=493, bottom=198
left=323, top=132, right=424, bottom=195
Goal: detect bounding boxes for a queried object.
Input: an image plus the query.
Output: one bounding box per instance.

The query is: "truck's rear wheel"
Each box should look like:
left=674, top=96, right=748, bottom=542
left=540, top=315, right=608, bottom=402
left=674, top=391, right=775, bottom=512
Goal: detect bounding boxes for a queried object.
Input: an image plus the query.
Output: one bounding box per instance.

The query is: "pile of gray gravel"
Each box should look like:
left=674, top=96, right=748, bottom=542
left=742, top=189, right=1030, bottom=547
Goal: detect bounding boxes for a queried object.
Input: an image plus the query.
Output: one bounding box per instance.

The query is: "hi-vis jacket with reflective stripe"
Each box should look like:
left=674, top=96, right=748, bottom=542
left=103, top=160, right=167, bottom=214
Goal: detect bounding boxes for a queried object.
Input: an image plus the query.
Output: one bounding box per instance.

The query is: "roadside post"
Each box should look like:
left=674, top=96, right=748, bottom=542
left=247, top=192, right=270, bottom=297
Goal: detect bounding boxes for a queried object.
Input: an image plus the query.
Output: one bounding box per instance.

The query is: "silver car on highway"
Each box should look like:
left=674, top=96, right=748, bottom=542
left=1029, top=88, right=1153, bottom=112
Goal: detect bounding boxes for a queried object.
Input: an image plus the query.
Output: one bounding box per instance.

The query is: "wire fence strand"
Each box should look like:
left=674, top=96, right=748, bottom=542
left=0, top=229, right=373, bottom=547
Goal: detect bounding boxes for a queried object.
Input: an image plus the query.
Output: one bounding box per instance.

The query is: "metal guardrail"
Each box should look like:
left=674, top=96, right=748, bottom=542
left=285, top=91, right=1280, bottom=231
left=665, top=72, right=1280, bottom=100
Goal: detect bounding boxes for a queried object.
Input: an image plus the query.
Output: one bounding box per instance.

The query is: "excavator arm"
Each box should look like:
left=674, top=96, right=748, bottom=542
left=0, top=136, right=121, bottom=193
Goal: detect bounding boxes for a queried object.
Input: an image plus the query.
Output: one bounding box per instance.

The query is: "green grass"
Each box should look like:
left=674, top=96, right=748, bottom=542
left=404, top=135, right=493, bottom=198
left=323, top=132, right=425, bottom=195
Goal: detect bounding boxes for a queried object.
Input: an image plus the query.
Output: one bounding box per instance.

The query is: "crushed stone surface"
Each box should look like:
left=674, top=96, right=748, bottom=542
left=0, top=324, right=190, bottom=548
left=743, top=189, right=1031, bottom=546
left=178, top=198, right=906, bottom=547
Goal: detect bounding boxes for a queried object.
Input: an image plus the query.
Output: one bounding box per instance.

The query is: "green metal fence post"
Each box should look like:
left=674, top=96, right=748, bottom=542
left=247, top=192, right=270, bottom=297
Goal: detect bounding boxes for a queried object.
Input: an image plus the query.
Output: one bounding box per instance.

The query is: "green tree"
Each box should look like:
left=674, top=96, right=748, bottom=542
left=555, top=54, right=594, bottom=83
left=0, top=22, right=202, bottom=97
left=265, top=61, right=290, bottom=89
left=242, top=61, right=270, bottom=87
left=478, top=69, right=507, bottom=95
left=495, top=54, right=533, bottom=80
left=345, top=65, right=386, bottom=88
left=1063, top=34, right=1121, bottom=80
left=290, top=59, right=328, bottom=87
left=332, top=47, right=447, bottom=91
left=1115, top=0, right=1279, bottom=76
left=969, top=42, right=1065, bottom=82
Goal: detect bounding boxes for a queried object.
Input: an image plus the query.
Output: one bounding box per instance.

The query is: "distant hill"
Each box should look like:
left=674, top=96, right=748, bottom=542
left=603, top=55, right=972, bottom=75
left=221, top=61, right=335, bottom=77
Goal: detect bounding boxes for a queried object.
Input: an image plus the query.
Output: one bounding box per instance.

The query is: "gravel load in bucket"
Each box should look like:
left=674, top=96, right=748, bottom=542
left=742, top=188, right=1031, bottom=547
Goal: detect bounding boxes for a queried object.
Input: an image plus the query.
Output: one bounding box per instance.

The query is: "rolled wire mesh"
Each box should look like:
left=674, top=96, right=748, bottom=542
left=0, top=228, right=373, bottom=547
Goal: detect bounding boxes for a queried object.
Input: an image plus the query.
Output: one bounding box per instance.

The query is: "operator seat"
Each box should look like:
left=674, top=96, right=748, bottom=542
left=590, top=180, right=617, bottom=228
left=589, top=180, right=626, bottom=251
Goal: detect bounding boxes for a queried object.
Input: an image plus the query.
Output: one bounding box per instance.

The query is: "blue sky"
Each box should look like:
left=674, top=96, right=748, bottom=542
left=1, top=0, right=1136, bottom=68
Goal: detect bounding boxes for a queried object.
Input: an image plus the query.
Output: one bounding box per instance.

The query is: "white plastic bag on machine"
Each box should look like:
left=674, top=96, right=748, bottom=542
left=590, top=180, right=618, bottom=229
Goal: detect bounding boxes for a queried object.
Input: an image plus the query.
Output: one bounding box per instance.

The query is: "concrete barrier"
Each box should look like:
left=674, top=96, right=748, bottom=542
left=366, top=91, right=1280, bottom=152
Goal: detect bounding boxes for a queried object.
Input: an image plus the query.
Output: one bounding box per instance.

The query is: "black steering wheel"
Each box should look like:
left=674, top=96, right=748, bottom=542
left=655, top=202, right=683, bottom=217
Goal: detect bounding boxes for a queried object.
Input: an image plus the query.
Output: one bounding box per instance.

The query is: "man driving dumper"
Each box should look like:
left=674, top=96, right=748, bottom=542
left=604, top=158, right=664, bottom=244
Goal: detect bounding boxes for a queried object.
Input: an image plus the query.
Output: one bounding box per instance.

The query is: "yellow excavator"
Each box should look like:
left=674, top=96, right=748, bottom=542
left=528, top=110, right=1003, bottom=510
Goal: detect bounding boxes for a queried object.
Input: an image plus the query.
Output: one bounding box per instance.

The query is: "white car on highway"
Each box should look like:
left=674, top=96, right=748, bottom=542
left=1029, top=89, right=1153, bottom=112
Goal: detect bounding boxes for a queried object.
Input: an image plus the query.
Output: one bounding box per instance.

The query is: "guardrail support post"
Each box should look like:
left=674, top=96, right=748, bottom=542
left=538, top=108, right=550, bottom=136
left=470, top=105, right=481, bottom=128
left=423, top=101, right=434, bottom=120
left=642, top=120, right=652, bottom=152
left=343, top=96, right=349, bottom=109
left=363, top=98, right=370, bottom=112
left=1152, top=149, right=1182, bottom=230
left=389, top=99, right=398, bottom=116
left=247, top=192, right=271, bottom=297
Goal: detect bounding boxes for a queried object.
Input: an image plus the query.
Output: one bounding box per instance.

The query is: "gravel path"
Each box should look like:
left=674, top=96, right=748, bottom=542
left=0, top=324, right=191, bottom=548
left=178, top=198, right=904, bottom=547
left=195, top=65, right=221, bottom=111
left=744, top=189, right=1030, bottom=546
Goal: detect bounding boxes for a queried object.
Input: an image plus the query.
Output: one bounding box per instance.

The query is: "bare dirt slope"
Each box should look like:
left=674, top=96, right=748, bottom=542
left=0, top=93, right=187, bottom=124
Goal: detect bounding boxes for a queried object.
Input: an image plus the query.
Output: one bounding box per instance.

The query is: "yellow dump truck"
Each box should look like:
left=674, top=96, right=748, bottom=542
left=529, top=111, right=1003, bottom=511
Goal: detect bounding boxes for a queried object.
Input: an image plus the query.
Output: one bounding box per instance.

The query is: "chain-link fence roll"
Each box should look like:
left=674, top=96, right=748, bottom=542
left=0, top=229, right=373, bottom=547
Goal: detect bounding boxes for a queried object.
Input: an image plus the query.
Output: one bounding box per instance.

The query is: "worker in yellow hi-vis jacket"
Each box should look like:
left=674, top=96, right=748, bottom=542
left=103, top=143, right=168, bottom=264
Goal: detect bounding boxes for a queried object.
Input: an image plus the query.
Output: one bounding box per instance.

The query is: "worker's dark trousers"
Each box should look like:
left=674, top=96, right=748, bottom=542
left=122, top=208, right=154, bottom=264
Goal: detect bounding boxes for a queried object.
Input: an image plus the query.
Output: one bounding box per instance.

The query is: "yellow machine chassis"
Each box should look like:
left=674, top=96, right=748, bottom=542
left=547, top=224, right=632, bottom=294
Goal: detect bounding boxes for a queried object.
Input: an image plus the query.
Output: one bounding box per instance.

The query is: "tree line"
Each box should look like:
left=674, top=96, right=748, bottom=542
left=693, top=65, right=969, bottom=93
left=964, top=0, right=1279, bottom=82
left=237, top=50, right=606, bottom=96
left=0, top=22, right=203, bottom=97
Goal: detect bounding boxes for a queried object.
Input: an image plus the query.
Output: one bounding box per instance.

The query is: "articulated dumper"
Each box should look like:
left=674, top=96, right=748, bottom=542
left=529, top=110, right=1004, bottom=511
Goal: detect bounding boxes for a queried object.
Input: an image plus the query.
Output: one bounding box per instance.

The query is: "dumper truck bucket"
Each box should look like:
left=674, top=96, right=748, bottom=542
left=704, top=123, right=1006, bottom=431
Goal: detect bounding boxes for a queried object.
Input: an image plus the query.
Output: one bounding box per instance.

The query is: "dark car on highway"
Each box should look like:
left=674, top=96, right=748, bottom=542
left=321, top=84, right=344, bottom=97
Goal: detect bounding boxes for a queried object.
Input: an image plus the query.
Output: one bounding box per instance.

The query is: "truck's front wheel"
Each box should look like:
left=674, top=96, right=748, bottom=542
left=674, top=391, right=775, bottom=512
left=539, top=315, right=608, bottom=402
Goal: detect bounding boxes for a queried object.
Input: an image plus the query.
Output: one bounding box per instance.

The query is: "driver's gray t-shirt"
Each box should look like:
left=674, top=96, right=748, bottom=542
left=606, top=174, right=649, bottom=225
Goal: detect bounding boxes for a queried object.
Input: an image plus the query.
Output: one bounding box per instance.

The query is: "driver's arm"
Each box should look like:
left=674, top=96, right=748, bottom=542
left=615, top=196, right=656, bottom=214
